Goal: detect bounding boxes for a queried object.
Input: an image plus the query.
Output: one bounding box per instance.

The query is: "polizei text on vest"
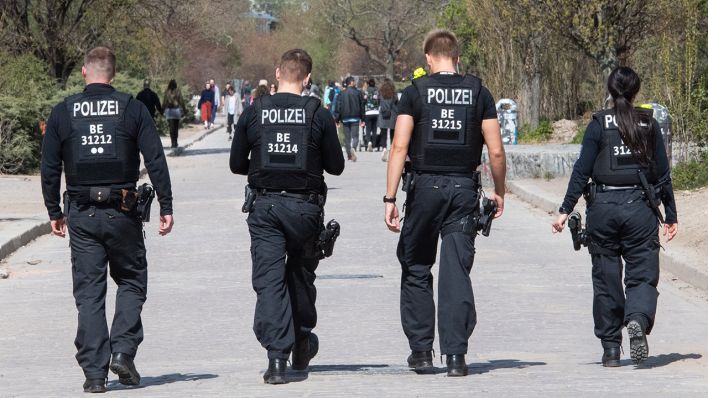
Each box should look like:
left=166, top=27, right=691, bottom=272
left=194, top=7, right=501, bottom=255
left=261, top=108, right=306, bottom=124
left=72, top=100, right=120, bottom=117
left=427, top=88, right=476, bottom=105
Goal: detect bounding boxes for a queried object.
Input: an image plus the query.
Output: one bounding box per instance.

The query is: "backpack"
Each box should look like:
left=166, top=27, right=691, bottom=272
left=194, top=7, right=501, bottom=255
left=380, top=99, right=392, bottom=119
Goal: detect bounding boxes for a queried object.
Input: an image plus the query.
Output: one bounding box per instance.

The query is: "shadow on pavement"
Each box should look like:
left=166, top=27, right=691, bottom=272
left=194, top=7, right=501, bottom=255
left=107, top=373, right=218, bottom=390
left=469, top=359, right=547, bottom=375
left=178, top=148, right=231, bottom=157
left=640, top=352, right=702, bottom=369
left=309, top=364, right=390, bottom=373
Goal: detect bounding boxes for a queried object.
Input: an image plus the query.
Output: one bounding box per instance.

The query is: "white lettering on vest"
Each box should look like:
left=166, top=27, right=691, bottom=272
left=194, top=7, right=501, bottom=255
left=261, top=108, right=306, bottom=124
left=426, top=88, right=475, bottom=105
left=72, top=100, right=120, bottom=117
left=604, top=114, right=618, bottom=129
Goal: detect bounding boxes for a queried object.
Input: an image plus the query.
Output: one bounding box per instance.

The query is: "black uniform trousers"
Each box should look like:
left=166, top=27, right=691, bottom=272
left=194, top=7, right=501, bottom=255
left=247, top=194, right=322, bottom=359
left=67, top=202, right=147, bottom=379
left=586, top=189, right=660, bottom=348
left=397, top=173, right=480, bottom=355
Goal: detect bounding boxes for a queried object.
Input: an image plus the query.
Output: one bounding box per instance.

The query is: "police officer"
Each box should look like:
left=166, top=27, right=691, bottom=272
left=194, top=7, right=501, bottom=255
left=384, top=30, right=506, bottom=377
left=40, top=47, right=174, bottom=393
left=552, top=67, right=678, bottom=367
left=230, top=49, right=344, bottom=384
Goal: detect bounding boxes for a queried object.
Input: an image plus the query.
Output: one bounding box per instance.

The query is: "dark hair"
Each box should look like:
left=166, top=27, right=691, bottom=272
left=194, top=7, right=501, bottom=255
left=253, top=84, right=269, bottom=99
left=607, top=67, right=655, bottom=166
left=379, top=79, right=396, bottom=99
left=423, top=29, right=460, bottom=60
left=279, top=48, right=312, bottom=82
left=84, top=46, right=116, bottom=79
left=167, top=79, right=177, bottom=91
left=367, top=78, right=376, bottom=87
left=344, top=76, right=355, bottom=87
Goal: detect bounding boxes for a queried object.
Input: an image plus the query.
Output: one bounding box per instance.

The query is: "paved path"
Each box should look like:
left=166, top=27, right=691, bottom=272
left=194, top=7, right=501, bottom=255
left=1, top=129, right=707, bottom=397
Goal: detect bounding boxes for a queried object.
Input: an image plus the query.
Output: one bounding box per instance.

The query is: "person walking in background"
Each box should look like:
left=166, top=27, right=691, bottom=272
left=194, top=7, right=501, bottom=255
left=209, top=78, right=220, bottom=126
left=251, top=84, right=269, bottom=105
left=377, top=78, right=398, bottom=161
left=269, top=82, right=277, bottom=95
left=242, top=80, right=252, bottom=107
left=552, top=67, right=678, bottom=367
left=363, top=78, right=380, bottom=152
left=136, top=79, right=162, bottom=121
left=225, top=86, right=243, bottom=140
left=334, top=76, right=365, bottom=162
left=323, top=80, right=335, bottom=110
left=221, top=82, right=233, bottom=114
left=163, top=79, right=186, bottom=148
left=198, top=81, right=215, bottom=129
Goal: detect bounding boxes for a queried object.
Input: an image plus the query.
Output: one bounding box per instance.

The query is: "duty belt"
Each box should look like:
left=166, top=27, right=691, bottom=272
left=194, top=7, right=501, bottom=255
left=597, top=184, right=640, bottom=192
left=257, top=189, right=323, bottom=206
left=67, top=187, right=129, bottom=205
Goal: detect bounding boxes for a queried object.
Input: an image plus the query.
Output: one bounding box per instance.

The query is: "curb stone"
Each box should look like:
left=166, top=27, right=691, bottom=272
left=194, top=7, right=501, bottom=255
left=507, top=180, right=708, bottom=292
left=0, top=123, right=223, bottom=264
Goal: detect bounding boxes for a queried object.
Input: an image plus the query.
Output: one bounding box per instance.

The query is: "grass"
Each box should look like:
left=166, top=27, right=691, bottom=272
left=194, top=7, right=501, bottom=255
left=672, top=152, right=708, bottom=190
left=517, top=119, right=553, bottom=144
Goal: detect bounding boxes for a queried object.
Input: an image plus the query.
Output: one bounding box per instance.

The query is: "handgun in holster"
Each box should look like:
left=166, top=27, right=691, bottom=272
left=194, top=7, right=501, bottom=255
left=583, top=182, right=596, bottom=206
left=242, top=185, right=256, bottom=213
left=476, top=197, right=498, bottom=237
left=316, top=219, right=340, bottom=260
left=401, top=161, right=414, bottom=192
left=135, top=184, right=155, bottom=222
left=568, top=211, right=589, bottom=251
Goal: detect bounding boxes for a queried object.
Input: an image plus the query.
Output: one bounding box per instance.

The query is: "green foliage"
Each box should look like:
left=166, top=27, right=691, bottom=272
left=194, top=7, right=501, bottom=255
left=518, top=119, right=553, bottom=144
left=672, top=152, right=708, bottom=190
left=571, top=124, right=586, bottom=144
left=439, top=0, right=480, bottom=74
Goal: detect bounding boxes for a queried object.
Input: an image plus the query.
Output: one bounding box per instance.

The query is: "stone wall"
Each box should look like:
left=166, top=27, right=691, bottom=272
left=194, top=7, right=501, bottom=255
left=480, top=144, right=581, bottom=182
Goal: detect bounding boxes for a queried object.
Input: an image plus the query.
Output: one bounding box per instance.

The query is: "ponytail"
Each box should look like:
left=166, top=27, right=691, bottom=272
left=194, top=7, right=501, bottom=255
left=607, top=67, right=655, bottom=166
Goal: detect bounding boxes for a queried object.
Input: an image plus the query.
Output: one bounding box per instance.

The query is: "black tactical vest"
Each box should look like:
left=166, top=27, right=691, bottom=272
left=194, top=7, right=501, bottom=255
left=591, top=108, right=657, bottom=185
left=249, top=95, right=323, bottom=191
left=63, top=90, right=138, bottom=186
left=409, top=74, right=484, bottom=175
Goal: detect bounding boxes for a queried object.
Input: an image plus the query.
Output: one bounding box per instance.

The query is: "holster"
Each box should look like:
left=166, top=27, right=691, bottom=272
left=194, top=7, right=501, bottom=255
left=242, top=185, right=256, bottom=213
left=135, top=184, right=155, bottom=222
left=316, top=219, right=340, bottom=259
left=583, top=182, right=596, bottom=206
left=401, top=161, right=414, bottom=192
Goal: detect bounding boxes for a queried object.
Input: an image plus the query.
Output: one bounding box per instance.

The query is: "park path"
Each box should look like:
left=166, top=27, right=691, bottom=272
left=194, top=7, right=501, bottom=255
left=1, top=128, right=707, bottom=397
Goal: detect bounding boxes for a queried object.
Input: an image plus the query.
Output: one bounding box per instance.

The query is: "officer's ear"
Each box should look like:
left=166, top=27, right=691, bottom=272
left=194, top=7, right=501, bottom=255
left=81, top=65, right=87, bottom=79
left=303, top=73, right=311, bottom=88
left=275, top=67, right=281, bottom=83
left=425, top=54, right=432, bottom=68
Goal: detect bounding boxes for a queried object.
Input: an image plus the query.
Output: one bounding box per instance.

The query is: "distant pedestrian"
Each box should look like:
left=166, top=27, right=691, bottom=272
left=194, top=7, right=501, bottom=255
left=251, top=84, right=269, bottom=105
left=363, top=78, right=380, bottom=152
left=209, top=78, right=220, bottom=125
left=309, top=79, right=322, bottom=100
left=323, top=80, right=335, bottom=110
left=225, top=86, right=242, bottom=140
left=377, top=78, right=398, bottom=161
left=198, top=82, right=215, bottom=129
left=333, top=76, right=365, bottom=161
left=136, top=79, right=162, bottom=120
left=163, top=79, right=186, bottom=148
left=221, top=82, right=233, bottom=114
left=269, top=82, right=277, bottom=95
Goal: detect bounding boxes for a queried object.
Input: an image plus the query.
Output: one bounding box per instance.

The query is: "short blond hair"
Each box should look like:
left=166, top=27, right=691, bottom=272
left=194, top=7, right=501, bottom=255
left=84, top=46, right=116, bottom=79
left=423, top=29, right=460, bottom=60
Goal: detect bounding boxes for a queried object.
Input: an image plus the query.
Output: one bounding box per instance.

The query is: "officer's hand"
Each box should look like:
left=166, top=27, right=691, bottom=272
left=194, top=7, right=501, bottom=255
left=663, top=223, right=678, bottom=241
left=159, top=215, right=174, bottom=236
left=552, top=213, right=568, bottom=234
left=384, top=203, right=400, bottom=233
left=360, top=121, right=366, bottom=128
left=490, top=193, right=505, bottom=218
left=336, top=122, right=341, bottom=128
left=51, top=217, right=67, bottom=238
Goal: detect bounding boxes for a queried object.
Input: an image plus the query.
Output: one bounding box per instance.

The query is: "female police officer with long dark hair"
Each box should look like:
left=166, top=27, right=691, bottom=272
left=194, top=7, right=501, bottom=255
left=551, top=67, right=678, bottom=367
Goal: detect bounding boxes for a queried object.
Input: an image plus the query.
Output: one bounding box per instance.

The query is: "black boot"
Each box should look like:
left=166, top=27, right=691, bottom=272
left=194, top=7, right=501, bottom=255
left=627, top=319, right=649, bottom=364
left=292, top=333, right=319, bottom=371
left=446, top=354, right=468, bottom=377
left=407, top=350, right=434, bottom=374
left=109, top=353, right=141, bottom=386
left=602, top=346, right=621, bottom=367
left=263, top=358, right=287, bottom=384
left=83, top=378, right=106, bottom=393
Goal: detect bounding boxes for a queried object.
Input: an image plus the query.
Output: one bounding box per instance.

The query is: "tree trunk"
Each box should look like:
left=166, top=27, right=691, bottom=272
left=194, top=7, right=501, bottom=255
left=385, top=52, right=395, bottom=80
left=528, top=36, right=542, bottom=129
